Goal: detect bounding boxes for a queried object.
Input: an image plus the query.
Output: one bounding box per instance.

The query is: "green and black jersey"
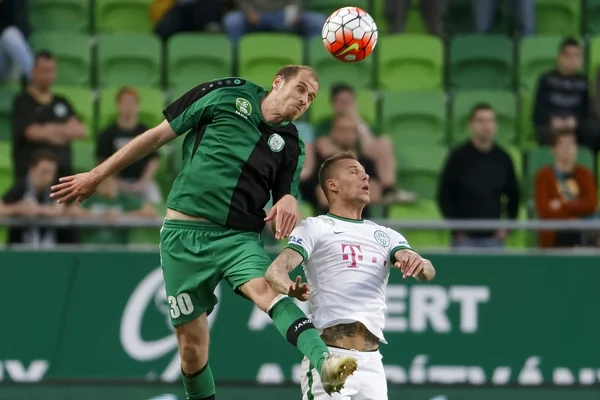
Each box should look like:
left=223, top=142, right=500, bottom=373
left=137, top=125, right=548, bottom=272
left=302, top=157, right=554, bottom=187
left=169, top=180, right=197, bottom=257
left=163, top=78, right=305, bottom=233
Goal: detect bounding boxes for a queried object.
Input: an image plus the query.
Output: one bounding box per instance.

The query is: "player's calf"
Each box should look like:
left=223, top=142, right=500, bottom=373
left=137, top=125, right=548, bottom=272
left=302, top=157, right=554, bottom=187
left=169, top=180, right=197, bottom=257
left=240, top=278, right=357, bottom=393
left=175, top=314, right=215, bottom=400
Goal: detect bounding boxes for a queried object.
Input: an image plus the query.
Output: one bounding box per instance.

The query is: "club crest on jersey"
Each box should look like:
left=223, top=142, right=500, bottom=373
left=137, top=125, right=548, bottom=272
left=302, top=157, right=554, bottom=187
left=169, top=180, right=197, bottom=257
left=268, top=134, right=285, bottom=152
left=374, top=230, right=390, bottom=247
left=235, top=98, right=252, bottom=118
left=318, top=216, right=335, bottom=225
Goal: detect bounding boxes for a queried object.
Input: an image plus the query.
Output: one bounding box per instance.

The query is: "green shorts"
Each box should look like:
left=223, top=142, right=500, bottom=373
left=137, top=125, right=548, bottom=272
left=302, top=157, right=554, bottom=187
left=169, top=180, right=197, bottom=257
left=159, top=219, right=271, bottom=326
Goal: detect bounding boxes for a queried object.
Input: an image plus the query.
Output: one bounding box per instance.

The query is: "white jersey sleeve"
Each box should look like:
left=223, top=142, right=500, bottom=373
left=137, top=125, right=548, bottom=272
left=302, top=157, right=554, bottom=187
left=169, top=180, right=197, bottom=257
left=388, top=228, right=412, bottom=261
left=286, top=217, right=325, bottom=261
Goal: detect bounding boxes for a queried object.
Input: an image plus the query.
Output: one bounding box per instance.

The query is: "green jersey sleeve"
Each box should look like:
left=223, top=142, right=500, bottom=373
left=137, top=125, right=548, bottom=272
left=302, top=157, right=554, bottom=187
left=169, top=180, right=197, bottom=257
left=272, top=137, right=305, bottom=203
left=162, top=83, right=224, bottom=135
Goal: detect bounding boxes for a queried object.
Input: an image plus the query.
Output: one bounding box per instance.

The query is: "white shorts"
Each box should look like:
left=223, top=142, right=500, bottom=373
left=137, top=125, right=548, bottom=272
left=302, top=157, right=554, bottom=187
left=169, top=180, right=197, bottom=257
left=300, top=346, right=388, bottom=400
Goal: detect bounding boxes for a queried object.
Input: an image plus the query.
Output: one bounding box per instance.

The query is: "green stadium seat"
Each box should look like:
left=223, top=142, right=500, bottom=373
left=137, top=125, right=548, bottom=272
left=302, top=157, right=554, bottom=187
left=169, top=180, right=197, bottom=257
left=451, top=90, right=517, bottom=145
left=586, top=0, right=600, bottom=34
left=518, top=35, right=563, bottom=92
left=519, top=90, right=536, bottom=148
left=98, top=86, right=165, bottom=132
left=396, top=144, right=447, bottom=200
left=388, top=199, right=450, bottom=249
left=450, top=34, right=514, bottom=90
left=0, top=141, right=12, bottom=171
left=588, top=36, right=600, bottom=87
left=307, top=37, right=373, bottom=89
left=97, top=33, right=161, bottom=87
left=305, top=0, right=368, bottom=15
left=535, top=0, right=581, bottom=35
left=95, top=0, right=153, bottom=33
left=72, top=141, right=95, bottom=173
left=382, top=91, right=447, bottom=146
left=29, top=32, right=91, bottom=86
left=238, top=34, right=303, bottom=89
left=309, top=89, right=377, bottom=127
left=53, top=86, right=94, bottom=138
left=28, top=0, right=90, bottom=32
left=168, top=34, right=233, bottom=89
left=378, top=34, right=443, bottom=91
left=0, top=87, right=16, bottom=141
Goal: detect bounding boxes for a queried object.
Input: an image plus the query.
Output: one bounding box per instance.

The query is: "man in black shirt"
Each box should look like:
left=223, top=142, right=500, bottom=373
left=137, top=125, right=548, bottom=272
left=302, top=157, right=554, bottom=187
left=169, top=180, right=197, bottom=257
left=533, top=37, right=590, bottom=145
left=11, top=50, right=86, bottom=180
left=0, top=149, right=65, bottom=246
left=96, top=87, right=161, bottom=203
left=438, top=103, right=520, bottom=248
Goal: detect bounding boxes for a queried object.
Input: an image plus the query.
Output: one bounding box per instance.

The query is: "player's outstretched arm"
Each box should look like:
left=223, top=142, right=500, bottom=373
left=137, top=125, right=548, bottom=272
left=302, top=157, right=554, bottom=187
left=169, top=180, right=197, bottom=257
left=265, top=248, right=309, bottom=301
left=51, top=120, right=176, bottom=204
left=393, top=249, right=436, bottom=282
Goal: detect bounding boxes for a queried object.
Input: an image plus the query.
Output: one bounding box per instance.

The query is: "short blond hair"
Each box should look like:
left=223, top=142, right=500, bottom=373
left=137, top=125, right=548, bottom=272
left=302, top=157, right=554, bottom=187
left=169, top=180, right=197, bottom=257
left=274, top=65, right=319, bottom=84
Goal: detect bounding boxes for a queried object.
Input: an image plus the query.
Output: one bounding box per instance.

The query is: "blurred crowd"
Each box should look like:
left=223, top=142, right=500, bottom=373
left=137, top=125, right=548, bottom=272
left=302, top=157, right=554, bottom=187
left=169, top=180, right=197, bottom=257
left=1, top=0, right=599, bottom=250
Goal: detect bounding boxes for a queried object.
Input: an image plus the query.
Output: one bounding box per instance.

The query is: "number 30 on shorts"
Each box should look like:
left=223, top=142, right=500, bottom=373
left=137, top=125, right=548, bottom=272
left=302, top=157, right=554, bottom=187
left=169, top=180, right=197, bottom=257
left=168, top=293, right=194, bottom=318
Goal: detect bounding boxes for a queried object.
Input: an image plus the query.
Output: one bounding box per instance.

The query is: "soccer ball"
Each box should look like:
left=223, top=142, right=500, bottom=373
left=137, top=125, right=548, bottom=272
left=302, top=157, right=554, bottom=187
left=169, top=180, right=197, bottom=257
left=322, top=6, right=378, bottom=62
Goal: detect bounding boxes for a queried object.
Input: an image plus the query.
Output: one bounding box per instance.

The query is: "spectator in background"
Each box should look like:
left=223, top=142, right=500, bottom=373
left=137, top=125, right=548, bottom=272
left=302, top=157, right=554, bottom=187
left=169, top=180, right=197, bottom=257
left=0, top=0, right=33, bottom=83
left=385, top=0, right=446, bottom=37
left=302, top=115, right=383, bottom=218
left=438, top=103, right=520, bottom=248
left=535, top=130, right=598, bottom=248
left=152, top=0, right=222, bottom=41
left=472, top=0, right=534, bottom=36
left=11, top=51, right=86, bottom=180
left=223, top=0, right=326, bottom=45
left=316, top=83, right=415, bottom=205
left=0, top=150, right=64, bottom=247
left=96, top=87, right=162, bottom=204
left=534, top=38, right=590, bottom=146
left=70, top=174, right=156, bottom=245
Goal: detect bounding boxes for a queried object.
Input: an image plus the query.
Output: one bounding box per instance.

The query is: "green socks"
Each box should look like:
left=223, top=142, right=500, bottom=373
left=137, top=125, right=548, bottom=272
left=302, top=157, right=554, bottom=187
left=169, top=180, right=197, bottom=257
left=268, top=295, right=330, bottom=372
left=181, top=363, right=215, bottom=400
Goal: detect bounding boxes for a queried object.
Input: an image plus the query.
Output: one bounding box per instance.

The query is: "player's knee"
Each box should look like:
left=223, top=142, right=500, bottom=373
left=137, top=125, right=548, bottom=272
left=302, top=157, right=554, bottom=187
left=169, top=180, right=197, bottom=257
left=240, top=277, right=278, bottom=312
left=179, top=341, right=209, bottom=368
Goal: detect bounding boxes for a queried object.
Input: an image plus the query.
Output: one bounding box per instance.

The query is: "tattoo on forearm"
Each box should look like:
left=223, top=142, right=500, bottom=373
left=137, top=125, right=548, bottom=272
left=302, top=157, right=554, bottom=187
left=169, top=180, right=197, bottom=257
left=321, top=322, right=380, bottom=351
left=265, top=248, right=303, bottom=295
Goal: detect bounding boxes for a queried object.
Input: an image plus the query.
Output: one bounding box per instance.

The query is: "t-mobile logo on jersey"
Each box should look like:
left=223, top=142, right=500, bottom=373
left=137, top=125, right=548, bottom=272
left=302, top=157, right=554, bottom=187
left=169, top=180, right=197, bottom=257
left=341, top=244, right=363, bottom=268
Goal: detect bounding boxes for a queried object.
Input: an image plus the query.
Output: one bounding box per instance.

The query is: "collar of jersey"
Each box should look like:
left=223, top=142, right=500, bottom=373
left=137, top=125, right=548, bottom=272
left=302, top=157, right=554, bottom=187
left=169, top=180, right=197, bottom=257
left=326, top=212, right=363, bottom=224
left=258, top=90, right=290, bottom=129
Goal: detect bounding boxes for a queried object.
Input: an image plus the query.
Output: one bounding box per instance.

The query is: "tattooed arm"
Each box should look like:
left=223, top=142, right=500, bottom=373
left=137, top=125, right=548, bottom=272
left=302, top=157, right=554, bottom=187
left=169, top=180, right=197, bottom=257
left=265, top=248, right=305, bottom=296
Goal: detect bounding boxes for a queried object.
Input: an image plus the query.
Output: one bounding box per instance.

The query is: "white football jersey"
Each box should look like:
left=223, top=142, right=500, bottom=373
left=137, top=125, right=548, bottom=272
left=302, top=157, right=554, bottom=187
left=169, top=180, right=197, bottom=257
left=287, top=213, right=411, bottom=344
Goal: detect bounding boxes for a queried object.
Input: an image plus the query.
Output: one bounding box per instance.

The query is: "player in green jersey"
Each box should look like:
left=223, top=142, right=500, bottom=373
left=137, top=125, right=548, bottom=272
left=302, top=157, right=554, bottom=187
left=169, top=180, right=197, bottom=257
left=50, top=65, right=357, bottom=399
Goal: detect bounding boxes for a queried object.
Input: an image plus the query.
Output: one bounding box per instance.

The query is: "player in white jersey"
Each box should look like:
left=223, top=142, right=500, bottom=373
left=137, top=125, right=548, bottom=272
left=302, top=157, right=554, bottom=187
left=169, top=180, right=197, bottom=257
left=265, top=152, right=436, bottom=399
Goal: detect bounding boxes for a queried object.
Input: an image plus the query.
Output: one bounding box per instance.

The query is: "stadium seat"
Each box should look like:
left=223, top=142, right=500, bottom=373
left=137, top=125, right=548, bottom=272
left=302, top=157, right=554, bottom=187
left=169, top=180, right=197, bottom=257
left=29, top=32, right=91, bottom=86
left=378, top=34, right=443, bottom=91
left=382, top=91, right=447, bottom=146
left=309, top=89, right=377, bottom=127
left=451, top=90, right=517, bottom=145
left=395, top=144, right=447, bottom=200
left=0, top=87, right=16, bottom=141
left=238, top=34, right=303, bottom=89
left=0, top=141, right=11, bottom=171
left=449, top=34, right=514, bottom=90
left=72, top=141, right=96, bottom=173
left=168, top=34, right=233, bottom=89
left=53, top=86, right=95, bottom=138
left=518, top=35, right=563, bottom=92
left=307, top=37, right=373, bottom=89
left=588, top=36, right=600, bottom=87
left=535, top=0, right=581, bottom=35
left=97, top=33, right=162, bottom=88
left=388, top=200, right=450, bottom=249
left=305, top=0, right=368, bottom=14
left=586, top=0, right=600, bottom=34
left=519, top=90, right=536, bottom=148
left=98, top=86, right=165, bottom=132
left=28, top=0, right=90, bottom=32
left=95, top=0, right=153, bottom=33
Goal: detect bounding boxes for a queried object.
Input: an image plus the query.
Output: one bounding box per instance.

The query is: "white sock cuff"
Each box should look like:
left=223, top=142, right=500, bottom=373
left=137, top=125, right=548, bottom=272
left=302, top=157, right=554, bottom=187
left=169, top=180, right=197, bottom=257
left=267, top=294, right=288, bottom=313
